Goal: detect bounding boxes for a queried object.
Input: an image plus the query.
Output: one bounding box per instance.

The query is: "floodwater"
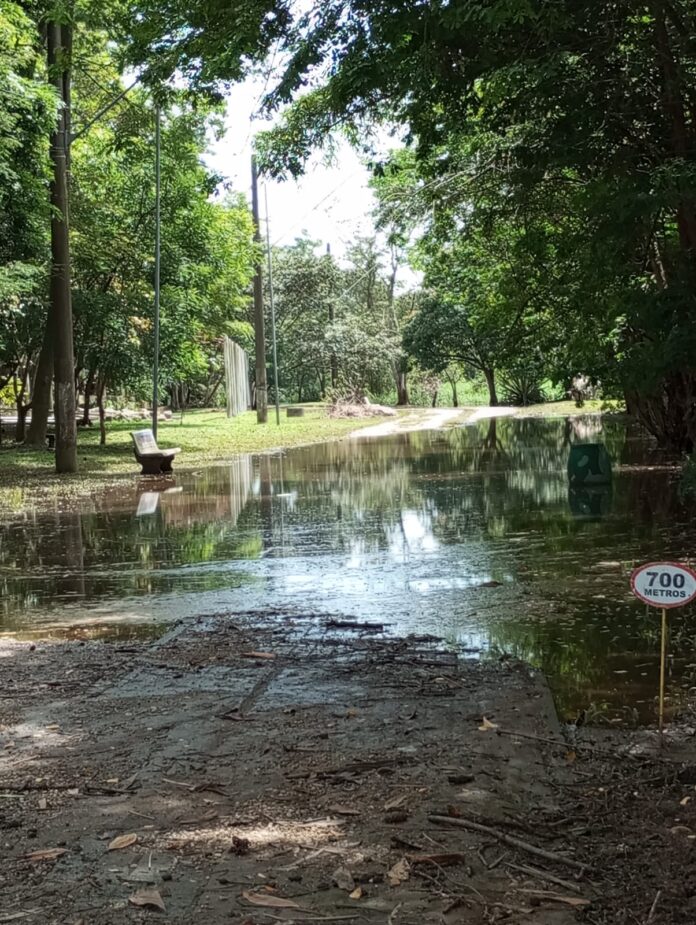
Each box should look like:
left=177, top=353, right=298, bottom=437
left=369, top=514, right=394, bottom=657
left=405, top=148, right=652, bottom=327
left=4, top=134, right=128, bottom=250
left=2, top=414, right=696, bottom=725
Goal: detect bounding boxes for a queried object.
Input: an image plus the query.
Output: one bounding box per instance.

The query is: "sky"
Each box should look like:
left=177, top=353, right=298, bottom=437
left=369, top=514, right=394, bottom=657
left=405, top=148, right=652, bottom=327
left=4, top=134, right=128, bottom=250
left=205, top=77, right=381, bottom=262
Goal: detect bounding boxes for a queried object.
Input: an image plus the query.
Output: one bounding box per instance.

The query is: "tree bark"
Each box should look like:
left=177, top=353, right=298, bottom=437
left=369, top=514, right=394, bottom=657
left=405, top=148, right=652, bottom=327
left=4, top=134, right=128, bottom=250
left=12, top=365, right=30, bottom=443
left=250, top=156, right=268, bottom=423
left=451, top=378, right=458, bottom=407
left=81, top=369, right=95, bottom=425
left=47, top=20, right=77, bottom=472
left=484, top=367, right=498, bottom=406
left=395, top=368, right=409, bottom=405
left=15, top=398, right=27, bottom=444
left=97, top=379, right=106, bottom=445
left=25, top=317, right=53, bottom=446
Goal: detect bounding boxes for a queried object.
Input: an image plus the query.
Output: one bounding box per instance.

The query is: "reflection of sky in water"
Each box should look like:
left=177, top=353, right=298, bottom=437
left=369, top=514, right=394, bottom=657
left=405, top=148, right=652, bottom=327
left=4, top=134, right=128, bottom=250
left=2, top=415, right=696, bottom=724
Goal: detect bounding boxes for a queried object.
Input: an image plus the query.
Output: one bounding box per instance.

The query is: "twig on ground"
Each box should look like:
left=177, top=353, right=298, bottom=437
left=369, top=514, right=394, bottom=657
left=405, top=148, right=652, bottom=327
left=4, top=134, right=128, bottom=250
left=647, top=889, right=661, bottom=923
left=428, top=815, right=589, bottom=873
left=505, top=862, right=582, bottom=894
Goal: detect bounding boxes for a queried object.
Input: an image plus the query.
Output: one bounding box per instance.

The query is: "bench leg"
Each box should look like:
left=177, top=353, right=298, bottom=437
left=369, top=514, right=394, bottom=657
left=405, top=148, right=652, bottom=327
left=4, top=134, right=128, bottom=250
left=138, top=458, right=163, bottom=476
left=160, top=457, right=174, bottom=473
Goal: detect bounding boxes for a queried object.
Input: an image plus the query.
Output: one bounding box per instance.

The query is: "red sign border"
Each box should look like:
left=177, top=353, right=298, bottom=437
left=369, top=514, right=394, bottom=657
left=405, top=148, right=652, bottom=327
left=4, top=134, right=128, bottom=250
left=630, top=561, right=696, bottom=609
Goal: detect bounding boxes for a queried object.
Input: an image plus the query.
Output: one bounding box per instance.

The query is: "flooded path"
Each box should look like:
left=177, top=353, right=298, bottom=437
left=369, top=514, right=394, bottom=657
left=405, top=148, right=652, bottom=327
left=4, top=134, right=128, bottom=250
left=2, top=413, right=695, bottom=724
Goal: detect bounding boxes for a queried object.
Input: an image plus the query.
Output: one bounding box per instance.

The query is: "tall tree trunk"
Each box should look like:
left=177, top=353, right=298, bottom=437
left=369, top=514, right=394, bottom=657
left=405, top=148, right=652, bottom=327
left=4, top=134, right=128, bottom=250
left=483, top=367, right=498, bottom=406
left=97, top=379, right=107, bottom=446
left=652, top=1, right=696, bottom=253
left=395, top=368, right=409, bottom=406
left=81, top=369, right=94, bottom=425
left=451, top=378, right=458, bottom=407
left=12, top=367, right=29, bottom=443
left=326, top=245, right=338, bottom=389
left=15, top=399, right=27, bottom=444
left=431, top=389, right=438, bottom=408
left=25, top=319, right=53, bottom=446
left=47, top=20, right=77, bottom=473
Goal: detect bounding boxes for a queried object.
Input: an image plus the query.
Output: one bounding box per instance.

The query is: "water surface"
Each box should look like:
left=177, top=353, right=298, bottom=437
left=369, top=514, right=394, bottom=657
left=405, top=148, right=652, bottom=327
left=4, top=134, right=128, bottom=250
left=2, top=414, right=695, bottom=724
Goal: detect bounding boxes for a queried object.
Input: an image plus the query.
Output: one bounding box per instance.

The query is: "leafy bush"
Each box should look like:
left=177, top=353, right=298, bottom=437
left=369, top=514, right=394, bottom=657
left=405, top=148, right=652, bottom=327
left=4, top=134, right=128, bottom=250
left=500, top=372, right=547, bottom=406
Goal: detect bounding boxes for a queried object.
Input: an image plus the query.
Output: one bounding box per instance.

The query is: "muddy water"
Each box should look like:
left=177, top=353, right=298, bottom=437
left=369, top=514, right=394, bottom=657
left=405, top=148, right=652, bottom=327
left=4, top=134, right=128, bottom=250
left=2, top=414, right=696, bottom=724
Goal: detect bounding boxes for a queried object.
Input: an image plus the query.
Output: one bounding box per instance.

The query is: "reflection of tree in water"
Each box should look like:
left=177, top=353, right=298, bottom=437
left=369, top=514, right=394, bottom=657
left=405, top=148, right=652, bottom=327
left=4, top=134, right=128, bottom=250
left=0, top=460, right=260, bottom=625
left=4, top=416, right=696, bottom=644
left=486, top=602, right=673, bottom=722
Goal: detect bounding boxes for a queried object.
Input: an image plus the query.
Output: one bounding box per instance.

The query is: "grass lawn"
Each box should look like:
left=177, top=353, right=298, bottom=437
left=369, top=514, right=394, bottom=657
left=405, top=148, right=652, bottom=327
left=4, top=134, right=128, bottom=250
left=513, top=399, right=625, bottom=417
left=0, top=407, right=390, bottom=512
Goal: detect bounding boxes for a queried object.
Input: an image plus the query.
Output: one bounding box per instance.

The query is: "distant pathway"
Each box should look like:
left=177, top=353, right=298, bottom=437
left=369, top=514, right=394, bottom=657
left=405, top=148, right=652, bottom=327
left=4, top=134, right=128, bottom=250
left=351, top=406, right=467, bottom=438
left=465, top=405, right=517, bottom=423
left=351, top=404, right=516, bottom=439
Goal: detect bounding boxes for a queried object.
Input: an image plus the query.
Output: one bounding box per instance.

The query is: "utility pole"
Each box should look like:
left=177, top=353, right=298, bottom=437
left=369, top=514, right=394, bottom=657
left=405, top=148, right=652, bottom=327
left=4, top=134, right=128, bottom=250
left=327, top=243, right=338, bottom=389
left=264, top=185, right=280, bottom=426
left=47, top=20, right=77, bottom=473
left=251, top=156, right=268, bottom=423
left=152, top=104, right=161, bottom=438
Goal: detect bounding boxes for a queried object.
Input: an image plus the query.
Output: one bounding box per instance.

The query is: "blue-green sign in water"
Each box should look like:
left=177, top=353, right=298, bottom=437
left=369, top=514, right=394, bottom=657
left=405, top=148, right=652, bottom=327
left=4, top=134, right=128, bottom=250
left=567, top=443, right=612, bottom=485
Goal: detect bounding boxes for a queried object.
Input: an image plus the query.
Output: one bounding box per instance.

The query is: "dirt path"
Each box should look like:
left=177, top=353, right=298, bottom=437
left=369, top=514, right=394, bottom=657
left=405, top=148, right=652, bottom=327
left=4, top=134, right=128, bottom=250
left=351, top=405, right=519, bottom=439
left=352, top=407, right=473, bottom=438
left=2, top=612, right=694, bottom=924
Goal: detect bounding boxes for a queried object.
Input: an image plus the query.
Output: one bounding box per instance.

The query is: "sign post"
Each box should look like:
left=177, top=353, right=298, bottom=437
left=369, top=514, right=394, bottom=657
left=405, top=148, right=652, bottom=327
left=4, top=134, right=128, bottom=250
left=630, top=562, right=696, bottom=735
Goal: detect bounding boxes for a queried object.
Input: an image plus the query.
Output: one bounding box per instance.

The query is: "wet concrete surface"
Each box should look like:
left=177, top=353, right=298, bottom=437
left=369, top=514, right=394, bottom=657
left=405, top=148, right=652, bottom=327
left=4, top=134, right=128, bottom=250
left=3, top=611, right=696, bottom=924
left=0, top=612, right=603, bottom=923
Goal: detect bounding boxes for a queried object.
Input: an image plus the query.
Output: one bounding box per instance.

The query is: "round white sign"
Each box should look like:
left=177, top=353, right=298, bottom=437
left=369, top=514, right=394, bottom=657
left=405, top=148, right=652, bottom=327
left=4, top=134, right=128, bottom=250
left=631, top=561, right=696, bottom=609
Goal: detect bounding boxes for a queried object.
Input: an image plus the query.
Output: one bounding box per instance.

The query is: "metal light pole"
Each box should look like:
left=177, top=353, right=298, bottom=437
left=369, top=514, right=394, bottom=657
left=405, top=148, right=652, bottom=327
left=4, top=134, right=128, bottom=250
left=152, top=104, right=161, bottom=437
left=264, top=184, right=281, bottom=426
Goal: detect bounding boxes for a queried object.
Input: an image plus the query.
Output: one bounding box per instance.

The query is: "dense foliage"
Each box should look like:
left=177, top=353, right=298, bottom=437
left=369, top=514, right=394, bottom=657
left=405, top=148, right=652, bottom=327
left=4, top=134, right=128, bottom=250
left=252, top=0, right=696, bottom=448
left=0, top=5, right=257, bottom=446
left=5, top=0, right=696, bottom=466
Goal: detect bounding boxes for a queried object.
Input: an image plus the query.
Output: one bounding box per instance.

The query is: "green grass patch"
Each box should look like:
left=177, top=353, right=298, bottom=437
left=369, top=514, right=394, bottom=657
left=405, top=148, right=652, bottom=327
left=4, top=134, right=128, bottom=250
left=513, top=399, right=625, bottom=417
left=0, top=406, right=387, bottom=512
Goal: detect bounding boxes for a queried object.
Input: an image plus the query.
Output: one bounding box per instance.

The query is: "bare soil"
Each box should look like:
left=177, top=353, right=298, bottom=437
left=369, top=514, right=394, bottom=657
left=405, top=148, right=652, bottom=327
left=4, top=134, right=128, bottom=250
left=1, top=611, right=695, bottom=924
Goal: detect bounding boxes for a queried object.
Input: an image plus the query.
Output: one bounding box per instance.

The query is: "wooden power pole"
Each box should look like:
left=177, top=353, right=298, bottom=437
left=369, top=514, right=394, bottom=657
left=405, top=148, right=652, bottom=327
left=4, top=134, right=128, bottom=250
left=251, top=156, right=268, bottom=424
left=47, top=20, right=77, bottom=473
left=327, top=243, right=338, bottom=389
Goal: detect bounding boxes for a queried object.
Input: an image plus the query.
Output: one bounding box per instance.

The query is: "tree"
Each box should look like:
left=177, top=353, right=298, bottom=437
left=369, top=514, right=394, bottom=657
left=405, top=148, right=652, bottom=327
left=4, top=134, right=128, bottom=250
left=250, top=1, right=696, bottom=448
left=0, top=3, right=54, bottom=439
left=68, top=72, right=256, bottom=436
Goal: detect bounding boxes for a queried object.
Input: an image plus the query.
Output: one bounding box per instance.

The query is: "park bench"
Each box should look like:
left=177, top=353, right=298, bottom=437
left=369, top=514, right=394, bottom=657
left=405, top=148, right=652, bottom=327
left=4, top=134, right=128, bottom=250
left=131, top=428, right=180, bottom=475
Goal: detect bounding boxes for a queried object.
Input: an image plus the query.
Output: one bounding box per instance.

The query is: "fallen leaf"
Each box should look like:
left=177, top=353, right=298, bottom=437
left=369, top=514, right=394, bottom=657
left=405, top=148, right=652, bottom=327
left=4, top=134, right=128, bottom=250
left=38, top=798, right=47, bottom=811
left=129, top=888, right=166, bottom=912
left=329, top=804, right=361, bottom=816
left=387, top=858, right=411, bottom=887
left=384, top=794, right=408, bottom=811
left=240, top=651, right=275, bottom=660
left=478, top=717, right=498, bottom=732
left=332, top=866, right=355, bottom=891
left=241, top=891, right=302, bottom=910
left=230, top=836, right=250, bottom=855
left=180, top=809, right=218, bottom=825
left=108, top=833, right=138, bottom=851
left=565, top=750, right=576, bottom=764
left=681, top=796, right=692, bottom=806
left=384, top=810, right=409, bottom=824
left=24, top=847, right=68, bottom=862
left=349, top=887, right=363, bottom=900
